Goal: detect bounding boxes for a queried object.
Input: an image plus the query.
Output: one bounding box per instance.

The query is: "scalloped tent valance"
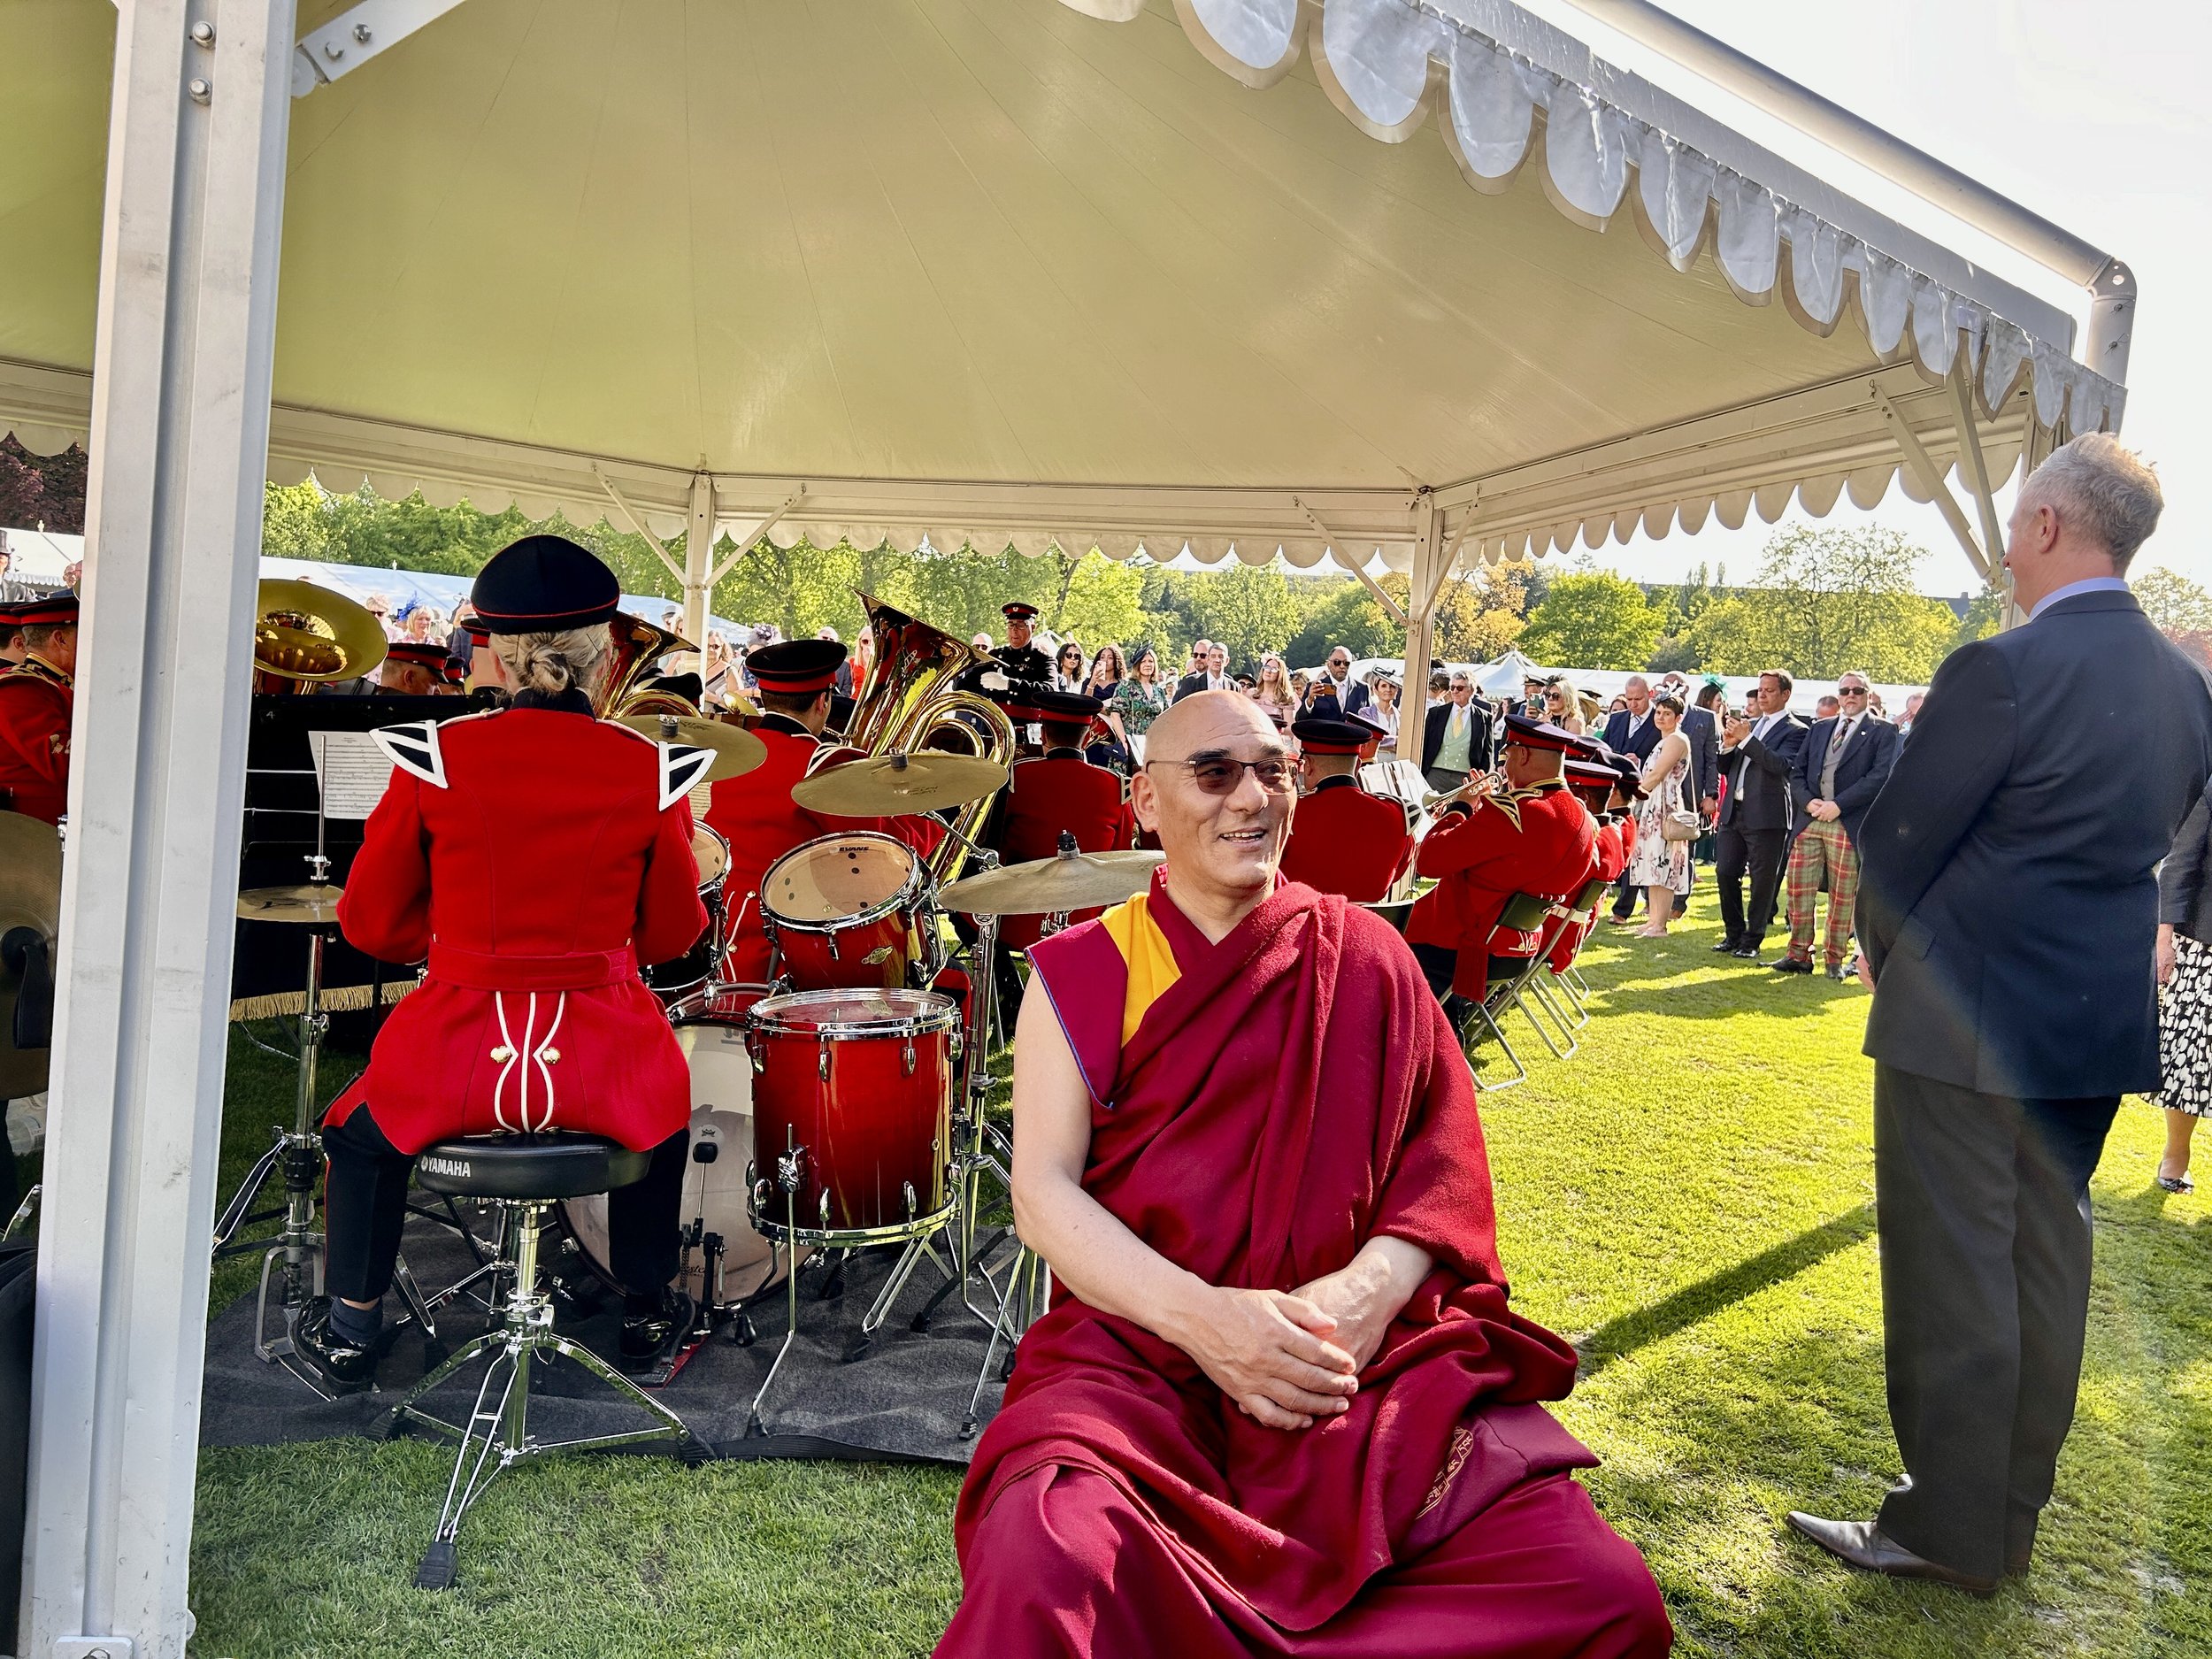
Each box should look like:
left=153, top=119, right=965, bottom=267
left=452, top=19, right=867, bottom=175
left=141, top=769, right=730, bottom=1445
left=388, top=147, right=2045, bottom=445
left=0, top=0, right=2120, bottom=583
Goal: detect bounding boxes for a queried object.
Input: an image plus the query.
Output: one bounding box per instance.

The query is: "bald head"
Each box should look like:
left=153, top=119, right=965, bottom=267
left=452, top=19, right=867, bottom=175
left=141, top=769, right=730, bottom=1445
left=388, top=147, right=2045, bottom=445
left=1144, top=688, right=1281, bottom=763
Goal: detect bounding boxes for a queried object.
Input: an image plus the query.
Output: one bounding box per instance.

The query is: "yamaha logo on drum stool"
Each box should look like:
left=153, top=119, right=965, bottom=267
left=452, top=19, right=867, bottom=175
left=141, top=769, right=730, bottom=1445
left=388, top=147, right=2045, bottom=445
left=420, top=1156, right=472, bottom=1179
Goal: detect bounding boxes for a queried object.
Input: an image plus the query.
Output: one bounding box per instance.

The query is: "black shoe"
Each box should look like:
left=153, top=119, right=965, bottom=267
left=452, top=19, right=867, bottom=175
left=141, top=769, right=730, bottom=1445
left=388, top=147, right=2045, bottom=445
left=1785, top=1513, right=1997, bottom=1597
left=620, top=1288, right=697, bottom=1374
left=1727, top=944, right=1762, bottom=959
left=1826, top=962, right=1850, bottom=980
left=292, top=1296, right=381, bottom=1394
left=1711, top=938, right=1744, bottom=953
left=1771, top=957, right=1813, bottom=975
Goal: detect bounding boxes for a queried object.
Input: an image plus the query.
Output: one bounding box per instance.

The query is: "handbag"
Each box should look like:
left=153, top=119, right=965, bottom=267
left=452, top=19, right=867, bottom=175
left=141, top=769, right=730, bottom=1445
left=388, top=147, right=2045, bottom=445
left=1658, top=745, right=1700, bottom=842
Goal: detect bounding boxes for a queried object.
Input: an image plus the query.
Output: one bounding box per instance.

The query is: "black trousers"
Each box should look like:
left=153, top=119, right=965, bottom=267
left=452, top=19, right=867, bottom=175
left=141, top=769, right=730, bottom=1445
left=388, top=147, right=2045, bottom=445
left=1715, top=824, right=1786, bottom=945
left=1870, top=1066, right=2118, bottom=1580
left=323, top=1106, right=688, bottom=1303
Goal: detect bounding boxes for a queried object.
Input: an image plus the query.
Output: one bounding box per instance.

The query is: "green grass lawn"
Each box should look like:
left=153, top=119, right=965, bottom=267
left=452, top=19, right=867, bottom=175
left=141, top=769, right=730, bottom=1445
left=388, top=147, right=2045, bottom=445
left=174, top=891, right=2209, bottom=1657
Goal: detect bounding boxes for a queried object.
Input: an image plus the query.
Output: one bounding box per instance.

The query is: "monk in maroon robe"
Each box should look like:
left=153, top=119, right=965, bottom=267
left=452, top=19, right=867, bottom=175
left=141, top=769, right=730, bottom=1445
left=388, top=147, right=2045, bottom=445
left=937, top=693, right=1669, bottom=1657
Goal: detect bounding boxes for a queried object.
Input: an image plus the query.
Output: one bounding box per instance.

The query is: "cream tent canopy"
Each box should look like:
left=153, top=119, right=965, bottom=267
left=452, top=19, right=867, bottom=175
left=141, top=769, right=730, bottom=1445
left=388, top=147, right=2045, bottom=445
left=5, top=5, right=2131, bottom=1653
left=2, top=0, right=2123, bottom=590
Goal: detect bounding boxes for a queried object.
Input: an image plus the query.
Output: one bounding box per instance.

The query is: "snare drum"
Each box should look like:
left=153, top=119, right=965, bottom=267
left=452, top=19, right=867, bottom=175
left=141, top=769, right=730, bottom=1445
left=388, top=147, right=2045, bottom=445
left=641, top=824, right=731, bottom=999
left=760, top=831, right=933, bottom=991
left=747, top=987, right=956, bottom=1240
left=559, top=984, right=772, bottom=1302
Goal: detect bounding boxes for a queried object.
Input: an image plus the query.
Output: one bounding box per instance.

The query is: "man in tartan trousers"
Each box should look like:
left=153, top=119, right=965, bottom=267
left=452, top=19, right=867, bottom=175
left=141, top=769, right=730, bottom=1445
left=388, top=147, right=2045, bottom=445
left=1775, top=672, right=1899, bottom=979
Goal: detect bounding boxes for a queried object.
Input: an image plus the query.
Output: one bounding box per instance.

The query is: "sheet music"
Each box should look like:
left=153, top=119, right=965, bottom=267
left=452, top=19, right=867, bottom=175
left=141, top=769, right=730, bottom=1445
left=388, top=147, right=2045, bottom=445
left=309, top=730, right=395, bottom=821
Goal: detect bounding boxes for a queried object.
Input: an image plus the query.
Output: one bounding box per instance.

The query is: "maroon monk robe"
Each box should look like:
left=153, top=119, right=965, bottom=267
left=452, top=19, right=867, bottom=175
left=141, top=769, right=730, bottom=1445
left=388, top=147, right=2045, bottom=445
left=939, top=872, right=1669, bottom=1657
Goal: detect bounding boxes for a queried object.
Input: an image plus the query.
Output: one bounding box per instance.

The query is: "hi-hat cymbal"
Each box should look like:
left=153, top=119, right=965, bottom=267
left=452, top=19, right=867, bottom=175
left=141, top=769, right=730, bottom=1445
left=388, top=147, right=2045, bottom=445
left=792, top=752, right=1009, bottom=817
left=613, top=714, right=768, bottom=783
left=939, top=849, right=1164, bottom=918
left=0, top=812, right=63, bottom=1099
left=236, top=883, right=347, bottom=926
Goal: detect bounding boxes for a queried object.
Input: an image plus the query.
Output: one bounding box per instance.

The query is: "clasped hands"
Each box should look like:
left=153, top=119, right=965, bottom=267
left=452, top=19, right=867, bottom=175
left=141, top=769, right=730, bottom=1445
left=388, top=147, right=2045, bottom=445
left=1164, top=1247, right=1417, bottom=1432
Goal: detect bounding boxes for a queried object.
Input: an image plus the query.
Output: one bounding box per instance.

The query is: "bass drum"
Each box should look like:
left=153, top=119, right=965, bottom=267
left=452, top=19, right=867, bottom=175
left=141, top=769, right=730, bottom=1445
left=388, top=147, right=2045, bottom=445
left=558, top=987, right=773, bottom=1302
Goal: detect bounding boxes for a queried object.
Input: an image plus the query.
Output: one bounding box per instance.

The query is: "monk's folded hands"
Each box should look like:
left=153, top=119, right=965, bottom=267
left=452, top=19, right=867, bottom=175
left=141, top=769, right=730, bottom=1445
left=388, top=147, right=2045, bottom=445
left=1290, top=1235, right=1436, bottom=1371
left=1160, top=1282, right=1359, bottom=1431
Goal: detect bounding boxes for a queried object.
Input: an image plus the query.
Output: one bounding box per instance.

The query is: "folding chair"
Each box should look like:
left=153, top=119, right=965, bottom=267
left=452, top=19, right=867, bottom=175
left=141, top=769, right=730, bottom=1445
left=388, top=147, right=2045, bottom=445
left=1533, top=877, right=1609, bottom=1042
left=1457, top=891, right=1555, bottom=1088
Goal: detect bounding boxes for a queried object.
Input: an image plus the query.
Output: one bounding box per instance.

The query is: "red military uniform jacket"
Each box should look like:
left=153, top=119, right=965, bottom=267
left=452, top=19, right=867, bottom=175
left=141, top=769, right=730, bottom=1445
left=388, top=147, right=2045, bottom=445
left=703, top=713, right=946, bottom=983
left=991, top=748, right=1138, bottom=949
left=1407, top=780, right=1596, bottom=999
left=1546, top=812, right=1625, bottom=974
left=1278, top=774, right=1413, bottom=902
left=0, top=655, right=73, bottom=825
left=329, top=696, right=710, bottom=1155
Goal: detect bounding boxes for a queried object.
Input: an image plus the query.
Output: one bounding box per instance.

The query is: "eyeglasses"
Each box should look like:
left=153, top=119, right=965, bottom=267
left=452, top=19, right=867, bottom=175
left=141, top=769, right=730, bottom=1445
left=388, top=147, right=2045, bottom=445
left=1144, top=756, right=1296, bottom=795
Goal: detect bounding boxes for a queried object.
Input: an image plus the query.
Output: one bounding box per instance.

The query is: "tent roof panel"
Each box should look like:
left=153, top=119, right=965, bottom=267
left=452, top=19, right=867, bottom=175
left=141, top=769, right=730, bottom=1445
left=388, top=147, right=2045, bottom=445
left=0, top=0, right=2117, bottom=572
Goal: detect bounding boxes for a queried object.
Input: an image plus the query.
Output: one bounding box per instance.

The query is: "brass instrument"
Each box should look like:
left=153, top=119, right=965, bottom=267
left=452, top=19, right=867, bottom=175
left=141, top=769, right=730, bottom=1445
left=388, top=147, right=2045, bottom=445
left=813, top=594, right=1016, bottom=885
left=250, top=580, right=388, bottom=692
left=595, top=611, right=702, bottom=721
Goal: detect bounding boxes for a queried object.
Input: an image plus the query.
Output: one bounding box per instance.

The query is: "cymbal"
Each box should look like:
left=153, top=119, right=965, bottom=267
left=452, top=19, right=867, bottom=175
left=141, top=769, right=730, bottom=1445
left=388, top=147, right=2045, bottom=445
left=792, top=752, right=1009, bottom=817
left=939, top=849, right=1164, bottom=918
left=613, top=714, right=768, bottom=782
left=236, top=883, right=347, bottom=926
left=0, top=812, right=62, bottom=1099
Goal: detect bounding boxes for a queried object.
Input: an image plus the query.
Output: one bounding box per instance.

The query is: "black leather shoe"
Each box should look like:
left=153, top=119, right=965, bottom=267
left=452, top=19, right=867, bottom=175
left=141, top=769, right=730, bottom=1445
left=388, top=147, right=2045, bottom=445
left=1727, top=944, right=1762, bottom=959
left=1711, top=938, right=1743, bottom=953
left=1826, top=962, right=1851, bottom=980
left=1772, top=957, right=1814, bottom=974
left=292, top=1296, right=381, bottom=1394
left=1785, top=1513, right=1997, bottom=1596
left=620, top=1288, right=697, bottom=1374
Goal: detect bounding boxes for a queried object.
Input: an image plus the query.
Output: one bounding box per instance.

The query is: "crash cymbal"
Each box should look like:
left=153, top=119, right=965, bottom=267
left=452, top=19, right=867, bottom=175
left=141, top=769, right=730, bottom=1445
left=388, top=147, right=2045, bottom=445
left=613, top=713, right=768, bottom=782
left=236, top=883, right=347, bottom=926
left=939, top=849, right=1164, bottom=918
left=0, top=812, right=62, bottom=1099
left=791, top=752, right=1009, bottom=817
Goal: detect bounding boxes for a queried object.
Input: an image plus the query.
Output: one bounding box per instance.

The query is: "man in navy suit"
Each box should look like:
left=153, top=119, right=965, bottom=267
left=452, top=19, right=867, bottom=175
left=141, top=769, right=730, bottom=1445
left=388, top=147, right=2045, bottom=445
left=1305, top=646, right=1370, bottom=722
left=1789, top=434, right=2212, bottom=1593
left=1712, top=670, right=1807, bottom=957
left=1773, top=670, right=1898, bottom=977
left=1601, top=676, right=1663, bottom=919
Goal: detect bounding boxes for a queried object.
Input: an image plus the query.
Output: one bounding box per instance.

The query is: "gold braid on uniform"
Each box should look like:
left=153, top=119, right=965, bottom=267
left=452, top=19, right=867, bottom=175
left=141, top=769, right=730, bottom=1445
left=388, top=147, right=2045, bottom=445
left=1472, top=784, right=1546, bottom=833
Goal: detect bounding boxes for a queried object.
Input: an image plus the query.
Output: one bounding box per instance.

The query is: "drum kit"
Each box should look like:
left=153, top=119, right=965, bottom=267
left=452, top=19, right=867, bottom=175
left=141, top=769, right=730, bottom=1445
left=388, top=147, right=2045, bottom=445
left=621, top=737, right=1164, bottom=1433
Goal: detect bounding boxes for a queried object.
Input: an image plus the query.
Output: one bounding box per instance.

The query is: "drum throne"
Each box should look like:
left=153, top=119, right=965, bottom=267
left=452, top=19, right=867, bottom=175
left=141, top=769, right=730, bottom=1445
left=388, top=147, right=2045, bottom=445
left=381, top=1132, right=713, bottom=1589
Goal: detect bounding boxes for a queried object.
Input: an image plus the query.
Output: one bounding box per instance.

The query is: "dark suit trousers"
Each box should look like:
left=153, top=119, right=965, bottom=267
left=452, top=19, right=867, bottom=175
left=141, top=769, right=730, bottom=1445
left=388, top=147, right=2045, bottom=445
left=1871, top=1066, right=2117, bottom=1579
left=1715, top=825, right=1786, bottom=944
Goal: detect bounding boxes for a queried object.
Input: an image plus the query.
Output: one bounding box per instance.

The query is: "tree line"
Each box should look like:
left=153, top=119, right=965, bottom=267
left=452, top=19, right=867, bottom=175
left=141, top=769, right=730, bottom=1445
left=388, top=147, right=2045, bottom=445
left=250, top=481, right=1998, bottom=682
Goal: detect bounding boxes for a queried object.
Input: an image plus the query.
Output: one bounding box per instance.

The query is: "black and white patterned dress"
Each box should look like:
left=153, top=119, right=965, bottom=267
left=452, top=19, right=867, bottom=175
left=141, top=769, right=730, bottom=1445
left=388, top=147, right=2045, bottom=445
left=2158, top=933, right=2212, bottom=1117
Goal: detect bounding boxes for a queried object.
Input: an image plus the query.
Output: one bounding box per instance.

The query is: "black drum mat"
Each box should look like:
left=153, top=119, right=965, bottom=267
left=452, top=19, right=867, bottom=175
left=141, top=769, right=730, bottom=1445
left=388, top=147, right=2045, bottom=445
left=197, top=1204, right=1017, bottom=1464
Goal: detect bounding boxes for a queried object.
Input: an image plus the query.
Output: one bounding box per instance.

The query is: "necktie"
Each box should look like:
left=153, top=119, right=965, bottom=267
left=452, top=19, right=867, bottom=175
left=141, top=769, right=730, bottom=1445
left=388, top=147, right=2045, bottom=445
left=1820, top=717, right=1856, bottom=800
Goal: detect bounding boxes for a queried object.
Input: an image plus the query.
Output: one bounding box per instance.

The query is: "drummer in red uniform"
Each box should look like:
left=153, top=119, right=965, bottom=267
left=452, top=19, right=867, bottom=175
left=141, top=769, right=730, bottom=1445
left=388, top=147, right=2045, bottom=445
left=0, top=592, right=78, bottom=826
left=1405, top=712, right=1597, bottom=1010
left=703, top=638, right=945, bottom=987
left=1277, top=716, right=1413, bottom=901
left=987, top=689, right=1137, bottom=949
left=295, top=535, right=714, bottom=1391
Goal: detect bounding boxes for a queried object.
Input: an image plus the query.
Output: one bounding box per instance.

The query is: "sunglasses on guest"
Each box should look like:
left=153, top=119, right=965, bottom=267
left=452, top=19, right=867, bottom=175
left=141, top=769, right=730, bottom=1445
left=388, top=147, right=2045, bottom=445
left=1144, top=754, right=1297, bottom=795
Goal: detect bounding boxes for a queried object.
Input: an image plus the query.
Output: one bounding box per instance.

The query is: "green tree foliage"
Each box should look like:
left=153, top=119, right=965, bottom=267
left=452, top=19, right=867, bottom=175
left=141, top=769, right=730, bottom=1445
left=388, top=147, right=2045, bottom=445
left=1052, top=554, right=1150, bottom=657
left=0, top=436, right=88, bottom=534
left=1518, top=570, right=1667, bottom=669
left=1685, top=526, right=1962, bottom=681
left=1285, top=579, right=1399, bottom=664
left=2134, top=567, right=2212, bottom=637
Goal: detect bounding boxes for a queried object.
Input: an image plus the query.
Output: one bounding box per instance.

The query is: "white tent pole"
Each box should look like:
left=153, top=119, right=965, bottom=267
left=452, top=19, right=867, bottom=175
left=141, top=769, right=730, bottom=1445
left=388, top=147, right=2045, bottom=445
left=681, top=471, right=715, bottom=646
left=22, top=4, right=297, bottom=1655
left=1401, top=496, right=1443, bottom=712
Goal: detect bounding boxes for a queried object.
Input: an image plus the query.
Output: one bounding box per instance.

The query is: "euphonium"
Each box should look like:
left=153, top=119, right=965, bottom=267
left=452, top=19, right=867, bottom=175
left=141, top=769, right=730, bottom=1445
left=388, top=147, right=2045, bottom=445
left=595, top=611, right=702, bottom=720
left=250, top=579, right=388, bottom=693
left=813, top=593, right=1017, bottom=886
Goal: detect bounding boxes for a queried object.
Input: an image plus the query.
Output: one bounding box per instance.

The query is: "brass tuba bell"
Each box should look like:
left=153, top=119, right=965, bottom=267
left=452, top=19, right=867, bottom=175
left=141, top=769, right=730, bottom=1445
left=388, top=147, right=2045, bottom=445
left=595, top=611, right=704, bottom=721
left=251, top=579, right=389, bottom=692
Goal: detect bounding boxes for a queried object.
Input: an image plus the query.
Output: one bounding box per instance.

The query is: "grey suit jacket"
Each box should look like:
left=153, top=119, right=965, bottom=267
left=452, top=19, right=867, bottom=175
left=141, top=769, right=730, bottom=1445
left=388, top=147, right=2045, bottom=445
left=1856, top=590, right=2212, bottom=1097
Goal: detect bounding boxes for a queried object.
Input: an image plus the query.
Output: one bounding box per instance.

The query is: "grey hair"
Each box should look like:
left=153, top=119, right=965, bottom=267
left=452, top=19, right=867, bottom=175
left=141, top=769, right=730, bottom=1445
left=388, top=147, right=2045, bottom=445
left=491, top=624, right=611, bottom=698
left=2020, top=433, right=2163, bottom=567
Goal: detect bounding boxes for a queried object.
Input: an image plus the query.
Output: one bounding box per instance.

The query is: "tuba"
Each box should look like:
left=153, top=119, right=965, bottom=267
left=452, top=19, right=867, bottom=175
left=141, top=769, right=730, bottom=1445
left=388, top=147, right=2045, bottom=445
left=251, top=579, right=389, bottom=693
left=595, top=611, right=703, bottom=721
left=814, top=593, right=1016, bottom=885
